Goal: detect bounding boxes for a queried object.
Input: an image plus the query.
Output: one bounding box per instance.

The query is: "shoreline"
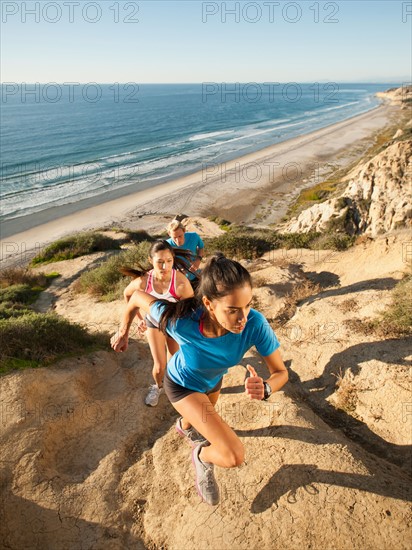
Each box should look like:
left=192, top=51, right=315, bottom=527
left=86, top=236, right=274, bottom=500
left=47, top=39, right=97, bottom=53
left=0, top=102, right=402, bottom=265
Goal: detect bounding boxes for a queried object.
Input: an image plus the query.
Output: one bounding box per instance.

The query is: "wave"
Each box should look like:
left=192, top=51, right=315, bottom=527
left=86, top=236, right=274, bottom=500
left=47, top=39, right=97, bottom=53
left=188, top=130, right=234, bottom=141
left=255, top=118, right=291, bottom=128
left=320, top=101, right=361, bottom=113
left=335, top=89, right=368, bottom=93
left=201, top=118, right=318, bottom=149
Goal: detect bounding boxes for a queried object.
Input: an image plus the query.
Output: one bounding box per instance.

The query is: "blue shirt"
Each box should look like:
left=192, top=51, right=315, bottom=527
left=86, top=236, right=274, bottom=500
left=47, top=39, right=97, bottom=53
left=150, top=302, right=280, bottom=392
left=167, top=232, right=204, bottom=281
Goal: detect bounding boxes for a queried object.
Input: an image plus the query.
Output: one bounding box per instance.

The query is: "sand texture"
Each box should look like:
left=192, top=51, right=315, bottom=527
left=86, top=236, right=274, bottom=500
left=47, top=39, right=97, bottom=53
left=1, top=225, right=411, bottom=549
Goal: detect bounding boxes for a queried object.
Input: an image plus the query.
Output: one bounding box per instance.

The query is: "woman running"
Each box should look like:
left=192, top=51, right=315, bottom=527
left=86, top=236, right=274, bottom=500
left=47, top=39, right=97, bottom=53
left=111, top=253, right=288, bottom=505
left=112, top=240, right=193, bottom=406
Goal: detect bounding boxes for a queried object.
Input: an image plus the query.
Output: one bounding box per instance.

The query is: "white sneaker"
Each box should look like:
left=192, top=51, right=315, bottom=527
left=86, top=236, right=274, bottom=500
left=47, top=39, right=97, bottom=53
left=145, top=384, right=163, bottom=407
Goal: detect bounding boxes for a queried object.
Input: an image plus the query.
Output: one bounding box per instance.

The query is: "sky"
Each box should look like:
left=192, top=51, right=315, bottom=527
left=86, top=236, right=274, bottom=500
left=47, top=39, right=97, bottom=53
left=1, top=0, right=411, bottom=83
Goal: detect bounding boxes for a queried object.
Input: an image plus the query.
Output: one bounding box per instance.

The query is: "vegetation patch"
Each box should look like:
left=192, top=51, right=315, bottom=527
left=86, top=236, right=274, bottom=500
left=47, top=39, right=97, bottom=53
left=0, top=269, right=60, bottom=320
left=0, top=267, right=58, bottom=288
left=123, top=229, right=156, bottom=243
left=205, top=230, right=274, bottom=260
left=208, top=216, right=232, bottom=231
left=343, top=275, right=412, bottom=338
left=272, top=279, right=322, bottom=328
left=31, top=231, right=120, bottom=265
left=0, top=303, right=34, bottom=320
left=378, top=274, right=412, bottom=336
left=0, top=284, right=42, bottom=306
left=0, top=312, right=107, bottom=375
left=205, top=225, right=349, bottom=258
left=310, top=232, right=356, bottom=251
left=74, top=241, right=152, bottom=301
left=288, top=178, right=340, bottom=217
left=332, top=369, right=359, bottom=414
left=336, top=298, right=360, bottom=314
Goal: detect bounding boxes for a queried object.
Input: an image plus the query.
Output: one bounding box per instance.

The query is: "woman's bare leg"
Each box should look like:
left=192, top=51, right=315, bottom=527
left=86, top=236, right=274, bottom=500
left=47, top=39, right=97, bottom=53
left=145, top=328, right=167, bottom=387
left=173, top=392, right=244, bottom=468
left=181, top=389, right=220, bottom=430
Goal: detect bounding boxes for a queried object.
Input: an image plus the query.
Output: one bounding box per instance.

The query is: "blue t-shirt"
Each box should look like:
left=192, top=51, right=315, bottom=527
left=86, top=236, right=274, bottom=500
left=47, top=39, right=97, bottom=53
left=167, top=232, right=204, bottom=281
left=150, top=302, right=280, bottom=392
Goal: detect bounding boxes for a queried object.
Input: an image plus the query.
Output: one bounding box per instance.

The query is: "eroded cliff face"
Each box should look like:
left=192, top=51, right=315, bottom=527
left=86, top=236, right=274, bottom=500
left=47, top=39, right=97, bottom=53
left=376, top=85, right=412, bottom=108
left=283, top=138, right=412, bottom=237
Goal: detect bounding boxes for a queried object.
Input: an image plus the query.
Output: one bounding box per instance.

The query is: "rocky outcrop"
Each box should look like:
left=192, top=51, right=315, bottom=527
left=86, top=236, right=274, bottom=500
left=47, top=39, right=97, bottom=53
left=283, top=139, right=412, bottom=237
left=376, top=85, right=412, bottom=109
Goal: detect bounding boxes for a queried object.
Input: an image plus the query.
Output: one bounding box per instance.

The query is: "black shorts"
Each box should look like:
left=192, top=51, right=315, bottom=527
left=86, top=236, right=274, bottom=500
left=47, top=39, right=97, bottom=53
left=163, top=369, right=223, bottom=403
left=144, top=314, right=159, bottom=330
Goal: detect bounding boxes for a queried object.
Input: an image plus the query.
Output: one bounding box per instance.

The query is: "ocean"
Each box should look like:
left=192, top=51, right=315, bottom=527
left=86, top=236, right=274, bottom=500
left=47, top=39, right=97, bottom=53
left=0, top=82, right=399, bottom=224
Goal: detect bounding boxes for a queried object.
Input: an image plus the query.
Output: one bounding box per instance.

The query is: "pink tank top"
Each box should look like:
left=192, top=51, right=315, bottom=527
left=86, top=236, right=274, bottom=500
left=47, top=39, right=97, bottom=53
left=145, top=269, right=179, bottom=301
left=144, top=269, right=179, bottom=326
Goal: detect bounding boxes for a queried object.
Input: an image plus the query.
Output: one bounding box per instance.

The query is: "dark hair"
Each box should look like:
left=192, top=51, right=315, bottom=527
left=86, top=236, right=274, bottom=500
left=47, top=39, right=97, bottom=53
left=120, top=239, right=195, bottom=279
left=159, top=252, right=252, bottom=333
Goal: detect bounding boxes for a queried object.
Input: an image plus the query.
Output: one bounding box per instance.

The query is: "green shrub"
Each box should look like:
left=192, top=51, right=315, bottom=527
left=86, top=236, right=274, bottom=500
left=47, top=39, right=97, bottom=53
left=336, top=197, right=350, bottom=210
left=124, top=229, right=155, bottom=243
left=31, top=231, right=119, bottom=265
left=208, top=216, right=232, bottom=230
left=205, top=227, right=324, bottom=259
left=0, top=267, right=51, bottom=288
left=346, top=275, right=412, bottom=338
left=205, top=232, right=273, bottom=260
left=0, top=358, right=39, bottom=373
left=278, top=232, right=321, bottom=249
left=0, top=312, right=107, bottom=374
left=0, top=303, right=33, bottom=319
left=0, top=284, right=41, bottom=305
left=74, top=241, right=152, bottom=300
left=379, top=275, right=412, bottom=335
left=0, top=271, right=60, bottom=318
left=310, top=233, right=356, bottom=251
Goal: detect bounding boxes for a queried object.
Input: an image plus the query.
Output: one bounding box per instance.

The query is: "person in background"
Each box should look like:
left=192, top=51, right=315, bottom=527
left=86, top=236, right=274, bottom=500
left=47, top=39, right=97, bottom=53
left=167, top=220, right=204, bottom=290
left=111, top=240, right=193, bottom=406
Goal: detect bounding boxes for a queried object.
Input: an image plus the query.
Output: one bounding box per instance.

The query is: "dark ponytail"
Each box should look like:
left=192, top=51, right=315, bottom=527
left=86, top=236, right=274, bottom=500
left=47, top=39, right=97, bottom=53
left=120, top=239, right=197, bottom=280
left=159, top=252, right=252, bottom=333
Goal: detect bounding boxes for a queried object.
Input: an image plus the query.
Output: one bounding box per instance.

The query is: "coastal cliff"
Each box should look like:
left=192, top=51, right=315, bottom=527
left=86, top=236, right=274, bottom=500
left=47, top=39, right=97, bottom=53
left=376, top=85, right=412, bottom=108
left=283, top=136, right=412, bottom=237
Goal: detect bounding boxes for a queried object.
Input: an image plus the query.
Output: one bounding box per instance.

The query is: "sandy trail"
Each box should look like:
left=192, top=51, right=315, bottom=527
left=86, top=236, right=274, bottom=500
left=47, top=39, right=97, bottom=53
left=1, top=227, right=411, bottom=549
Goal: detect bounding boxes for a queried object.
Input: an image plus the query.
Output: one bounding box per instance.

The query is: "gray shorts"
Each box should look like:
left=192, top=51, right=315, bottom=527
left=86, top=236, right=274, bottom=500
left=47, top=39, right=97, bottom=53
left=164, top=369, right=223, bottom=403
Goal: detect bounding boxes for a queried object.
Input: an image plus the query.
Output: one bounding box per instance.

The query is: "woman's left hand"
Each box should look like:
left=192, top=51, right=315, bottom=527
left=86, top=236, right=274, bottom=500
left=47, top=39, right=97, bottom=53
left=244, top=365, right=264, bottom=400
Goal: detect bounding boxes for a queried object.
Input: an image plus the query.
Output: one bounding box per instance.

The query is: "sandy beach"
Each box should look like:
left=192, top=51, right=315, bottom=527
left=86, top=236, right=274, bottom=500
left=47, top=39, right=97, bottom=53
left=0, top=103, right=401, bottom=266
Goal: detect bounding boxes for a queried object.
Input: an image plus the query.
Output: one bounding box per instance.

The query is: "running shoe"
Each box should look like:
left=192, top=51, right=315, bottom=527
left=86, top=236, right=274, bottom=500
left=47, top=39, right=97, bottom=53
left=175, top=417, right=207, bottom=447
left=191, top=441, right=220, bottom=506
left=145, top=384, right=163, bottom=407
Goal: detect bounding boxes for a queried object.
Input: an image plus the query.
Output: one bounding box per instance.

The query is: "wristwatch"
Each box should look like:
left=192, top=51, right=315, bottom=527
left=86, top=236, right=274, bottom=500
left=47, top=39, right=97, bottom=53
left=263, top=381, right=272, bottom=401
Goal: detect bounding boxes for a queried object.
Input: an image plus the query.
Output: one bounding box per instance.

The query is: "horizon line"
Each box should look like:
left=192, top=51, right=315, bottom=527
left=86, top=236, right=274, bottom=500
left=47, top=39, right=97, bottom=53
left=0, top=80, right=408, bottom=85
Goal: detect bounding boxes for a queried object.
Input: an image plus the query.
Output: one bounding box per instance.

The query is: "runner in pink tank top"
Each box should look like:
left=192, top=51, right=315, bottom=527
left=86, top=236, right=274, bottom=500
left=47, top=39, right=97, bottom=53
left=111, top=240, right=194, bottom=407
